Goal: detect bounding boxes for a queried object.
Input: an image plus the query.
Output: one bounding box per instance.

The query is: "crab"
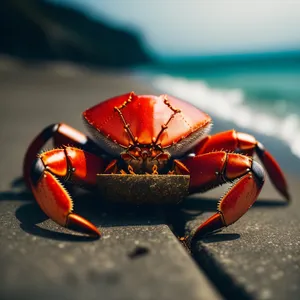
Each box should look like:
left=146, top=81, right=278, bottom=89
left=23, top=92, right=289, bottom=240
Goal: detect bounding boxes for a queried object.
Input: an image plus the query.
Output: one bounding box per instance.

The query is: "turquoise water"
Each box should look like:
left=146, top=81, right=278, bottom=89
left=179, top=68, right=300, bottom=115
left=135, top=54, right=300, bottom=157
left=139, top=54, right=300, bottom=115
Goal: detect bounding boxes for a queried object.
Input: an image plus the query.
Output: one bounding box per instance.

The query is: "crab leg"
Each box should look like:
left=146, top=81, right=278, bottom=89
left=23, top=123, right=102, bottom=187
left=30, top=147, right=104, bottom=236
left=193, top=130, right=289, bottom=201
left=181, top=151, right=265, bottom=239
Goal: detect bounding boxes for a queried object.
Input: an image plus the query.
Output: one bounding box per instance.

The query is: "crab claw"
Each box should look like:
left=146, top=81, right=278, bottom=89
left=192, top=160, right=265, bottom=240
left=192, top=212, right=225, bottom=238
left=30, top=154, right=101, bottom=238
left=66, top=213, right=101, bottom=237
left=256, top=142, right=290, bottom=201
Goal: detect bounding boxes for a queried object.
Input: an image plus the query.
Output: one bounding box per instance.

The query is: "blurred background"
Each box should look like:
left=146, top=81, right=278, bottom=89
left=1, top=0, right=300, bottom=158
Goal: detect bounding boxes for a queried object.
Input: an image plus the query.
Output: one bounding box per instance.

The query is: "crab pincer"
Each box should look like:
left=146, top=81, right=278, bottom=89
left=29, top=147, right=103, bottom=237
left=183, top=153, right=265, bottom=240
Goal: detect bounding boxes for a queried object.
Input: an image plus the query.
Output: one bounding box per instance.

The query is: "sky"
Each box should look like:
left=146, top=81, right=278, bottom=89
left=50, top=0, right=300, bottom=58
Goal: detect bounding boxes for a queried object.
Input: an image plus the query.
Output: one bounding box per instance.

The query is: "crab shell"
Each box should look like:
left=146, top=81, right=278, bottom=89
left=83, top=92, right=212, bottom=157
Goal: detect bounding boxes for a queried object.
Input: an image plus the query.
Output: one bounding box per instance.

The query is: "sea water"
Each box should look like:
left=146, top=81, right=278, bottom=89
left=135, top=54, right=300, bottom=159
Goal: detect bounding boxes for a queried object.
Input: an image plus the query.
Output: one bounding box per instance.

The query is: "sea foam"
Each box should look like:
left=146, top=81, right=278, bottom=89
left=151, top=75, right=300, bottom=159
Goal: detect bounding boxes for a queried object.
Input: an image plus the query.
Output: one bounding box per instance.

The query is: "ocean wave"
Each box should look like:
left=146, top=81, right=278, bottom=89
left=151, top=75, right=300, bottom=159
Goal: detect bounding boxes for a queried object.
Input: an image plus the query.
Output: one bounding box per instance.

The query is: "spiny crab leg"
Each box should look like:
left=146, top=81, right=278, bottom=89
left=193, top=130, right=289, bottom=201
left=30, top=147, right=104, bottom=236
left=23, top=123, right=103, bottom=188
left=182, top=151, right=265, bottom=239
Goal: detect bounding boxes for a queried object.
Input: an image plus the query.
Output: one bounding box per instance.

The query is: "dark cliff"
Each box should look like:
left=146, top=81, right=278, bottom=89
left=0, top=0, right=152, bottom=67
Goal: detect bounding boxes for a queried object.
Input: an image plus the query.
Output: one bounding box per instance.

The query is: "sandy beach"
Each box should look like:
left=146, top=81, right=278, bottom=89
left=0, top=58, right=299, bottom=299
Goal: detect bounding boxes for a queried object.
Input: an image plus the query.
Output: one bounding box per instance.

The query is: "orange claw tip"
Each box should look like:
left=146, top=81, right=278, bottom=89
left=66, top=213, right=101, bottom=238
left=193, top=212, right=225, bottom=239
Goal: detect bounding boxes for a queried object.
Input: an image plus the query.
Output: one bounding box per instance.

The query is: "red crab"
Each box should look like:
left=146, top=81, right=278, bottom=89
left=23, top=92, right=289, bottom=240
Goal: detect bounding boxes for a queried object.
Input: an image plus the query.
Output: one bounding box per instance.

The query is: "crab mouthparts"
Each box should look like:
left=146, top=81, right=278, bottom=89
left=118, top=147, right=171, bottom=175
